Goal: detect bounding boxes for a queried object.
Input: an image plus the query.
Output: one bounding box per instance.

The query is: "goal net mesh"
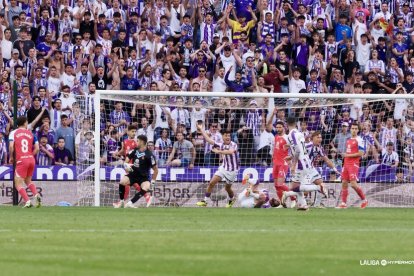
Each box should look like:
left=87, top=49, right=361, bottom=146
left=74, top=93, right=414, bottom=207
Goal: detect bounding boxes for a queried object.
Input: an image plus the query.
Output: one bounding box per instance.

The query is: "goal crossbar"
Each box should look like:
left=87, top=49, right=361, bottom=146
left=96, top=90, right=414, bottom=100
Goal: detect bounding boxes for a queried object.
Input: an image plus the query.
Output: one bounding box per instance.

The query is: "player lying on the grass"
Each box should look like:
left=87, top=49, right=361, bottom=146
left=113, top=125, right=142, bottom=208
left=337, top=123, right=368, bottom=209
left=306, top=131, right=339, bottom=208
left=281, top=117, right=327, bottom=211
left=9, top=116, right=42, bottom=208
left=238, top=174, right=280, bottom=208
left=272, top=121, right=296, bottom=208
left=196, top=122, right=240, bottom=208
left=117, top=135, right=158, bottom=208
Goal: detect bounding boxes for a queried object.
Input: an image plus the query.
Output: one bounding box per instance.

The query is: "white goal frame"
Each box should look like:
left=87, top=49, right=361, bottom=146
left=93, top=91, right=414, bottom=207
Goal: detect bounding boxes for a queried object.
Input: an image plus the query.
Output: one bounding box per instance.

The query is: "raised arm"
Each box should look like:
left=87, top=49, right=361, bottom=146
left=196, top=122, right=215, bottom=145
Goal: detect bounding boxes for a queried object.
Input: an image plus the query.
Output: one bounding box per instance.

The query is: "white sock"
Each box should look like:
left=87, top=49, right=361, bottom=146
left=285, top=191, right=297, bottom=197
left=296, top=192, right=307, bottom=207
left=314, top=192, right=322, bottom=206
left=204, top=196, right=209, bottom=202
left=300, top=184, right=320, bottom=192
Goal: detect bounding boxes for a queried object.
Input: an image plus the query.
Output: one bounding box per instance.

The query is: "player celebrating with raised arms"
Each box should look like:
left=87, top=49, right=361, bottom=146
left=9, top=116, right=42, bottom=208
left=281, top=117, right=327, bottom=211
left=272, top=121, right=296, bottom=208
left=196, top=122, right=239, bottom=208
left=118, top=135, right=158, bottom=208
left=238, top=174, right=280, bottom=208
left=337, top=123, right=368, bottom=209
left=306, top=131, right=339, bottom=207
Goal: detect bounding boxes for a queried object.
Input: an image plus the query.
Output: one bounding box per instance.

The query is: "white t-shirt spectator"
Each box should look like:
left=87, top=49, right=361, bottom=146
left=1, top=39, right=12, bottom=60
left=258, top=130, right=274, bottom=153
left=48, top=76, right=62, bottom=97
left=190, top=108, right=207, bottom=133
left=356, top=42, right=371, bottom=67
left=60, top=94, right=76, bottom=116
left=213, top=75, right=227, bottom=92
left=61, top=72, right=75, bottom=89
left=220, top=54, right=236, bottom=81
left=288, top=77, right=306, bottom=102
left=137, top=125, right=155, bottom=142
left=154, top=105, right=171, bottom=129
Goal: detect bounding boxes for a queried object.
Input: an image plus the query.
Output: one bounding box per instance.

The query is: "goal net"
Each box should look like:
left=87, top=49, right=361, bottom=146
left=73, top=91, right=414, bottom=208
left=1, top=91, right=414, bottom=207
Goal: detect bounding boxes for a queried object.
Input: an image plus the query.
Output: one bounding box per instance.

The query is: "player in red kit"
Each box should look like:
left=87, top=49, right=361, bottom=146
left=113, top=125, right=152, bottom=207
left=272, top=122, right=295, bottom=208
left=337, top=123, right=368, bottom=209
left=9, top=116, right=41, bottom=208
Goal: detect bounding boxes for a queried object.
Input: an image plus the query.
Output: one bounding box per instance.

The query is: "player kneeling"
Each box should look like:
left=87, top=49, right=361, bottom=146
left=238, top=174, right=280, bottom=208
left=117, top=135, right=158, bottom=208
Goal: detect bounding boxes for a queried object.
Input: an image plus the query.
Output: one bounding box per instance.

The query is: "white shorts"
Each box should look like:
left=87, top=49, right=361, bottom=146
left=238, top=193, right=255, bottom=208
left=291, top=167, right=321, bottom=184
left=214, top=167, right=238, bottom=184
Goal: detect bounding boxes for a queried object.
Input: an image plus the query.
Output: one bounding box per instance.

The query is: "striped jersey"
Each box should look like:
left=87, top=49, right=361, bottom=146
left=36, top=144, right=54, bottom=165
left=287, top=129, right=313, bottom=171
left=381, top=149, right=399, bottom=166
left=155, top=137, right=172, bottom=160
left=215, top=141, right=239, bottom=172
left=306, top=142, right=326, bottom=165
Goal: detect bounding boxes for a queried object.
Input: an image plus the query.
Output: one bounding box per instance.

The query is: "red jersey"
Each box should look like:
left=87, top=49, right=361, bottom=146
left=273, top=135, right=288, bottom=165
left=9, top=128, right=37, bottom=161
left=344, top=137, right=365, bottom=167
left=123, top=139, right=137, bottom=157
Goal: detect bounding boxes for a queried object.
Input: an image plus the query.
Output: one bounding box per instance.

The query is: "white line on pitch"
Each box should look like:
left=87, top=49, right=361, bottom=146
left=1, top=229, right=414, bottom=233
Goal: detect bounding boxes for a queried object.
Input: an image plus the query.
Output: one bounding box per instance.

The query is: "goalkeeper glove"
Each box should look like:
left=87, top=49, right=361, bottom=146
left=123, top=162, right=133, bottom=172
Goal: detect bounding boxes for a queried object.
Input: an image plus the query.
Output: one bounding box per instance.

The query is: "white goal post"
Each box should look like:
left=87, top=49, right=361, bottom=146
left=91, top=91, right=414, bottom=207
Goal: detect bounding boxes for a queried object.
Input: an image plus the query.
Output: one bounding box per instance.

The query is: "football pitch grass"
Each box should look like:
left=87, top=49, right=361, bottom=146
left=1, top=208, right=414, bottom=276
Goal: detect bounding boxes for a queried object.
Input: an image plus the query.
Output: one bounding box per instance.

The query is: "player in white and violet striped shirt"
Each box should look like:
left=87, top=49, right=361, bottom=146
left=196, top=122, right=240, bottom=208
left=306, top=131, right=339, bottom=207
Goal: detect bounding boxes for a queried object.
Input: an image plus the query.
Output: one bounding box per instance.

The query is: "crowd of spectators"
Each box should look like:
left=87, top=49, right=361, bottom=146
left=0, top=0, right=413, bottom=181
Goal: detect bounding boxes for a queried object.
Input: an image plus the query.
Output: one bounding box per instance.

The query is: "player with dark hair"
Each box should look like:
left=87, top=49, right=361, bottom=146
left=272, top=121, right=296, bottom=208
left=9, top=116, right=42, bottom=208
left=196, top=122, right=240, bottom=207
left=282, top=117, right=327, bottom=211
left=118, top=135, right=158, bottom=208
left=337, top=123, right=368, bottom=209
left=306, top=131, right=339, bottom=207
left=113, top=124, right=140, bottom=208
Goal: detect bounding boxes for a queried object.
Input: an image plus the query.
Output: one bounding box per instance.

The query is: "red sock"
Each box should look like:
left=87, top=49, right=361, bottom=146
left=124, top=185, right=130, bottom=199
left=27, top=183, right=37, bottom=195
left=341, top=188, right=349, bottom=203
left=132, top=183, right=141, bottom=192
left=275, top=184, right=296, bottom=201
left=18, top=187, right=30, bottom=202
left=353, top=186, right=366, bottom=200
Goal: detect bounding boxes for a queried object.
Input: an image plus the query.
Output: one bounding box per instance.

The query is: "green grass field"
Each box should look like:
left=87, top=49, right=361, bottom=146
left=1, top=207, right=414, bottom=276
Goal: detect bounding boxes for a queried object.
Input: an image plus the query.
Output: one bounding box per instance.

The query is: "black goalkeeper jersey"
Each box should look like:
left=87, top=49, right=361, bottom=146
left=127, top=149, right=156, bottom=179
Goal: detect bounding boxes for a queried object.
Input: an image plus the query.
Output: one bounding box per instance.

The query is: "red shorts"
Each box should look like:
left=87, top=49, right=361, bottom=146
left=15, top=157, right=35, bottom=178
left=341, top=165, right=360, bottom=182
left=273, top=164, right=289, bottom=180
